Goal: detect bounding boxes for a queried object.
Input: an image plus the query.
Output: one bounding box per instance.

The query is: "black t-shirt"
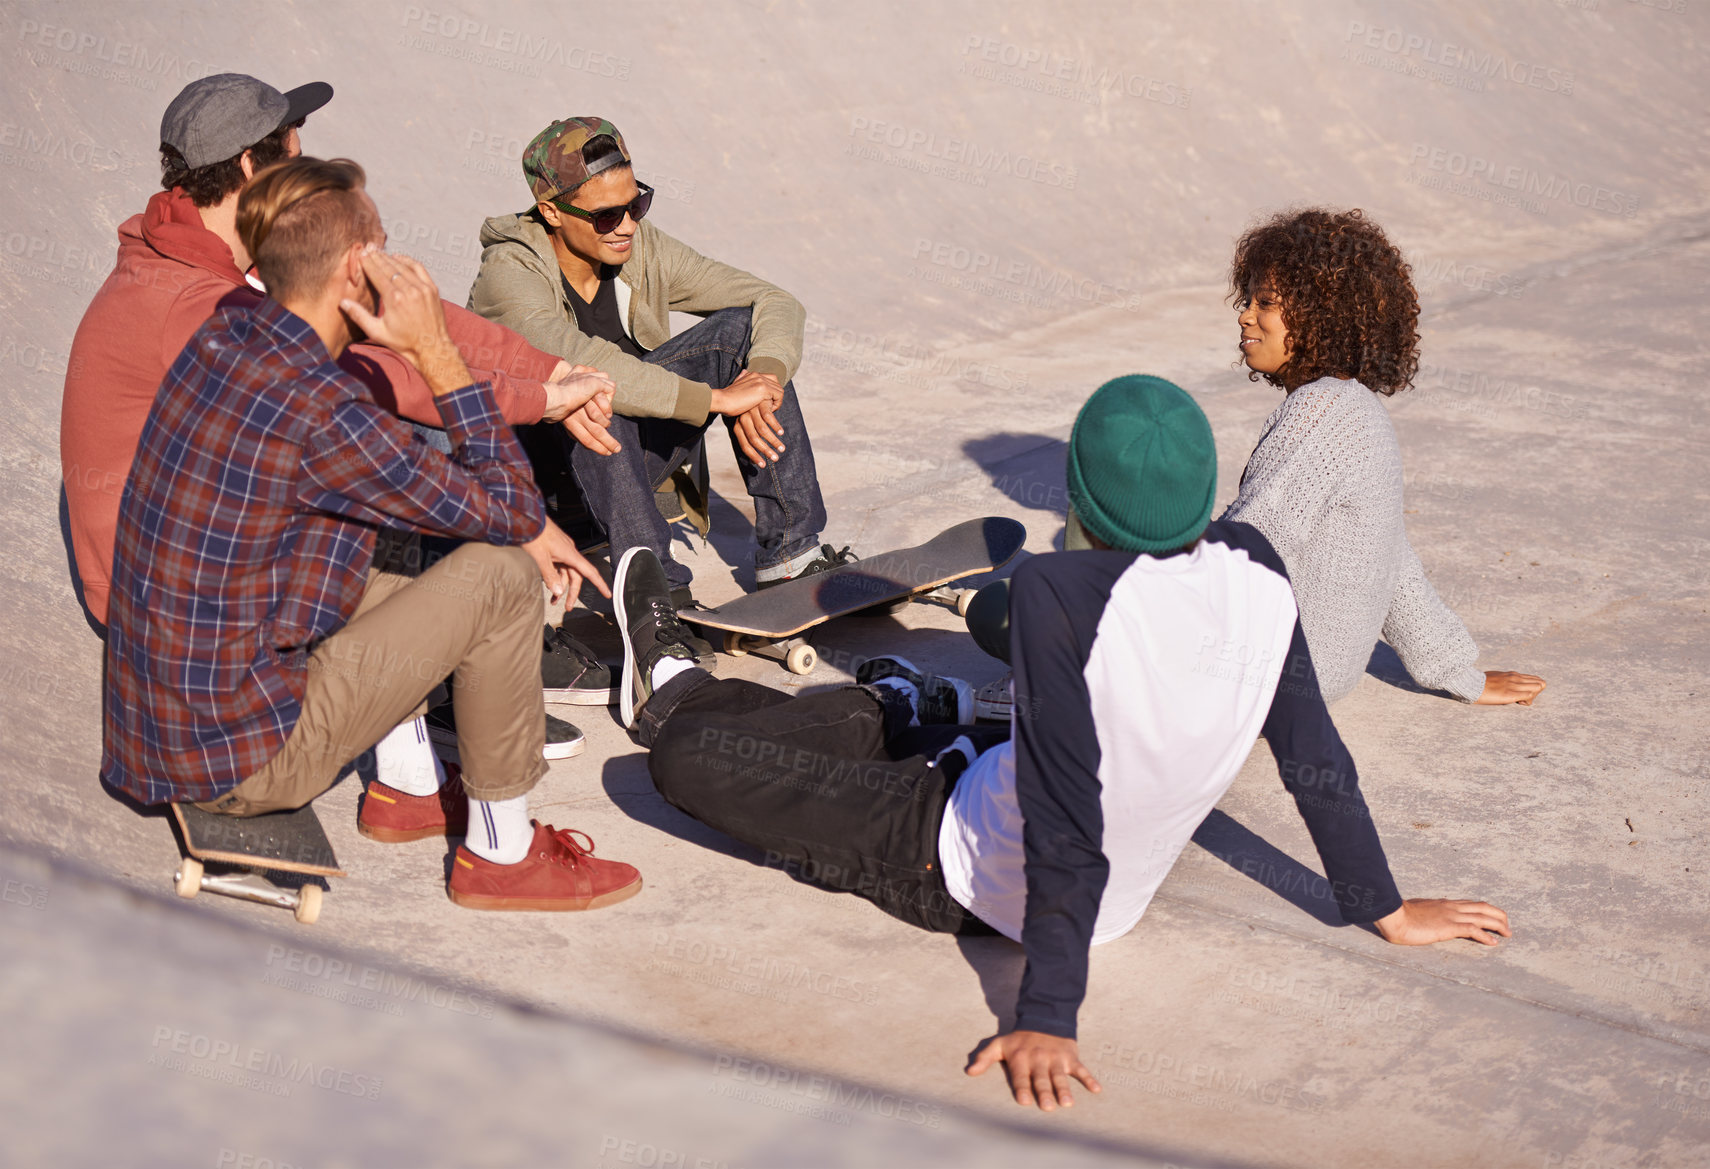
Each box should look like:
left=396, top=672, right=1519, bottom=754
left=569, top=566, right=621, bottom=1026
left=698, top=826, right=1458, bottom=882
left=562, top=267, right=646, bottom=359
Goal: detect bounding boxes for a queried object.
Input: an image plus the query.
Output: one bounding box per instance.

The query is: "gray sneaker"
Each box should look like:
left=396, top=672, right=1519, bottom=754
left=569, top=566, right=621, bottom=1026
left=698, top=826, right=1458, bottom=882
left=426, top=702, right=586, bottom=761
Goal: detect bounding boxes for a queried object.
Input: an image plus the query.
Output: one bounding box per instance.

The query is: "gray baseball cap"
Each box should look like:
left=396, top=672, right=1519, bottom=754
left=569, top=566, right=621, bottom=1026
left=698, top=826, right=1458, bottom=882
left=160, top=73, right=333, bottom=168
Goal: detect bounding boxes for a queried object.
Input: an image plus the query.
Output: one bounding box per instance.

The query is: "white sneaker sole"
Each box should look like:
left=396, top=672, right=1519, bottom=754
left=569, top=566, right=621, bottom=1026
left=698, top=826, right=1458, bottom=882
left=541, top=685, right=618, bottom=707
left=614, top=546, right=647, bottom=729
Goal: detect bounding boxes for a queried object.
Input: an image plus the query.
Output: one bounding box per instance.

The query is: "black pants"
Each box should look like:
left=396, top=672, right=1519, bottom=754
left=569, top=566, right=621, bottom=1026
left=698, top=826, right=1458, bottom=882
left=639, top=669, right=1007, bottom=933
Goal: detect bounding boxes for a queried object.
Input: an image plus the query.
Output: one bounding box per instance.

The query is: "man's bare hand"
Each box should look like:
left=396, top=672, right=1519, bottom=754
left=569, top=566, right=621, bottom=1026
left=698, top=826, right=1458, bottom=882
left=1475, top=670, right=1547, bottom=706
left=541, top=362, right=616, bottom=423
left=966, top=1031, right=1101, bottom=1113
left=711, top=371, right=786, bottom=465
left=1375, top=899, right=1511, bottom=946
left=520, top=517, right=610, bottom=607
left=339, top=250, right=469, bottom=395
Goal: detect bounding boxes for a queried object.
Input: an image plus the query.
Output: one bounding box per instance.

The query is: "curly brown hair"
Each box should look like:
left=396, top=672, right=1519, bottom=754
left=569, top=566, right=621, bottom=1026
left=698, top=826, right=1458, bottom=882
left=1228, top=207, right=1420, bottom=395
left=159, top=119, right=301, bottom=209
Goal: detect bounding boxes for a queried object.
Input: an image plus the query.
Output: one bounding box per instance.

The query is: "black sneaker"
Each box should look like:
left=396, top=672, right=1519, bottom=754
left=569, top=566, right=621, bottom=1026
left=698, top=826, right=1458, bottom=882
left=541, top=624, right=616, bottom=706
left=755, top=544, right=857, bottom=590
left=856, top=655, right=974, bottom=725
left=667, top=586, right=718, bottom=665
left=426, top=701, right=586, bottom=761
left=615, top=546, right=702, bottom=728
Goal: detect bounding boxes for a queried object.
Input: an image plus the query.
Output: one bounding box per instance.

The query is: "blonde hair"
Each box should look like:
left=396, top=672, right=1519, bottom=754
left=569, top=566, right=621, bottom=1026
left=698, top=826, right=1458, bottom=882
left=236, top=156, right=374, bottom=302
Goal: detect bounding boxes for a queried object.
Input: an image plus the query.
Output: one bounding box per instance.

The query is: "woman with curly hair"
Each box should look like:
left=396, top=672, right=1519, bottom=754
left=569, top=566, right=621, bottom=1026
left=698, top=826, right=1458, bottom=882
left=1220, top=207, right=1545, bottom=706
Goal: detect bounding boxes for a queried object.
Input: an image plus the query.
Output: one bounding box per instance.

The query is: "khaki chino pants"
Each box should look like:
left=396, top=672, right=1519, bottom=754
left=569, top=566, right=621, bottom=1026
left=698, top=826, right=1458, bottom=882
left=199, top=541, right=547, bottom=817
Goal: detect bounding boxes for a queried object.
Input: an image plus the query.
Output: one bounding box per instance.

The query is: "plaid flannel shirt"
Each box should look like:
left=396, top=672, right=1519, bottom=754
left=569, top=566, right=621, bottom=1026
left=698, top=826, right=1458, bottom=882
left=101, top=299, right=545, bottom=805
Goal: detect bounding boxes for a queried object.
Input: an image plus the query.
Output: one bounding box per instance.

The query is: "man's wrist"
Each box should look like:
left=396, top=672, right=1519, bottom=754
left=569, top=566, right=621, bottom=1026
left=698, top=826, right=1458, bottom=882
left=415, top=339, right=475, bottom=398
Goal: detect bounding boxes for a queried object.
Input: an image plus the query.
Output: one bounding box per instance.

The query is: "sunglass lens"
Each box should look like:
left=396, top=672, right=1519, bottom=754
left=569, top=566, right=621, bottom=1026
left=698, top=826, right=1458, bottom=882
left=629, top=187, right=654, bottom=223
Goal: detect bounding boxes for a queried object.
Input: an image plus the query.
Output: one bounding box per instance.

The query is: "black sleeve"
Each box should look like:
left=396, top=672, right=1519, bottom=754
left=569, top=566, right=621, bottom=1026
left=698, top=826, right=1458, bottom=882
left=1262, top=617, right=1404, bottom=923
left=1008, top=553, right=1129, bottom=1040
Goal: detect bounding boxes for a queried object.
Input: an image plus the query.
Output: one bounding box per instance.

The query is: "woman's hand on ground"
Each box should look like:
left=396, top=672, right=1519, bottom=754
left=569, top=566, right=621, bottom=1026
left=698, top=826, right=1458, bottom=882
left=521, top=517, right=610, bottom=606
left=967, top=1030, right=1101, bottom=1112
left=1475, top=670, right=1547, bottom=705
left=1374, top=899, right=1511, bottom=946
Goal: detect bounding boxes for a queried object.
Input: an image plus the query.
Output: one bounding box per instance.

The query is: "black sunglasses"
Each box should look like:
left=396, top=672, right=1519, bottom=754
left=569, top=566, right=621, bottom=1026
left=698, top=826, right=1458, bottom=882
left=550, top=182, right=654, bottom=234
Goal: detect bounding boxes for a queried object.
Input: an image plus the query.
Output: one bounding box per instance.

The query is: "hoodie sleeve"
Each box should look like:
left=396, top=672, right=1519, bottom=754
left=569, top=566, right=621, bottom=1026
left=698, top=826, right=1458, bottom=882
left=342, top=343, right=544, bottom=428
left=466, top=237, right=710, bottom=424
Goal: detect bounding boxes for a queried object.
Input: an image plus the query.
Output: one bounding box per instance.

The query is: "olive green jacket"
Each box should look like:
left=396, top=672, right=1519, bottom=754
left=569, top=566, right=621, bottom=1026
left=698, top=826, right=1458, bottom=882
left=468, top=212, right=803, bottom=424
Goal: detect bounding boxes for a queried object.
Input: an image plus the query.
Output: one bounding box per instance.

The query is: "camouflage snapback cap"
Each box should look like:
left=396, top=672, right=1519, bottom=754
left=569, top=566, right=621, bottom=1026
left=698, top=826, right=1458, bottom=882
left=523, top=116, right=630, bottom=203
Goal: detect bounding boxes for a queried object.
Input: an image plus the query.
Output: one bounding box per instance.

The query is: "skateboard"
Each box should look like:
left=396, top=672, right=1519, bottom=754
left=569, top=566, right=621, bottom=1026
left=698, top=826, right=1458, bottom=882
left=685, top=517, right=1027, bottom=675
left=169, top=802, right=345, bottom=924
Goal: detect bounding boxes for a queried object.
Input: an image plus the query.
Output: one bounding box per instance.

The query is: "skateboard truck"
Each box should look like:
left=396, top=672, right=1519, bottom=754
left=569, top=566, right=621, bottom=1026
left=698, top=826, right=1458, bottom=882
left=175, top=860, right=324, bottom=924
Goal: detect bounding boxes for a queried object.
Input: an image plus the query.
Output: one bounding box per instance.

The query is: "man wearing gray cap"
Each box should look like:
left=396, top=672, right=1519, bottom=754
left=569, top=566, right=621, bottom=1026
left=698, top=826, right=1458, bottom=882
left=63, top=74, right=620, bottom=810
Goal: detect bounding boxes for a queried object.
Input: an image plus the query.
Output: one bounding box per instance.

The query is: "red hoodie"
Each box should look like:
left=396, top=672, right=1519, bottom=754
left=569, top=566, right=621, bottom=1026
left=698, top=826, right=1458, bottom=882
left=61, top=188, right=559, bottom=625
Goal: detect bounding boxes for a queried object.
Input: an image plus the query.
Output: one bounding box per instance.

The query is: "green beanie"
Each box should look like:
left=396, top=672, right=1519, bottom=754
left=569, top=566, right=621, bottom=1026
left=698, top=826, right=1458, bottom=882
left=1065, top=375, right=1217, bottom=553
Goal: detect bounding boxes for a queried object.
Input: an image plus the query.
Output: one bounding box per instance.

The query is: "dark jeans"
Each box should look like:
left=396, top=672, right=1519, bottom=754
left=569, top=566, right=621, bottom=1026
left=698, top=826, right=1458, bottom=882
left=639, top=669, right=1007, bottom=933
left=534, top=307, right=827, bottom=591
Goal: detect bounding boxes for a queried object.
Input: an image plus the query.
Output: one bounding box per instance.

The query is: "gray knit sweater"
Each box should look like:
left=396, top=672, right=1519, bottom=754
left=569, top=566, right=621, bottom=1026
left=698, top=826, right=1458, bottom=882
left=1220, top=377, right=1487, bottom=704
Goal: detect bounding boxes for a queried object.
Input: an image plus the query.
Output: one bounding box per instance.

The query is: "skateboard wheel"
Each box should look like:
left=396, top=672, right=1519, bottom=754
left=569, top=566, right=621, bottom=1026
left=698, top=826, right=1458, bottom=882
left=174, top=857, right=203, bottom=899
left=723, top=630, right=749, bottom=657
left=785, top=644, right=818, bottom=675
left=294, top=884, right=323, bottom=925
left=955, top=588, right=976, bottom=618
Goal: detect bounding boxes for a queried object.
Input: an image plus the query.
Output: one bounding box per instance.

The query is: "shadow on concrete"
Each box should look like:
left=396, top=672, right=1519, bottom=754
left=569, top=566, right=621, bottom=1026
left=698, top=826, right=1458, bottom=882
left=598, top=754, right=767, bottom=866
left=1364, top=640, right=1457, bottom=699
left=1190, top=809, right=1356, bottom=930
left=960, top=434, right=1069, bottom=521
left=954, top=933, right=1025, bottom=1032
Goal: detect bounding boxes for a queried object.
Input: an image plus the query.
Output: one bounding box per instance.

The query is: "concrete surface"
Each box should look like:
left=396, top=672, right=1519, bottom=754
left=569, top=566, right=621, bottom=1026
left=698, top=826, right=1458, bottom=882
left=2, top=1, right=1708, bottom=1166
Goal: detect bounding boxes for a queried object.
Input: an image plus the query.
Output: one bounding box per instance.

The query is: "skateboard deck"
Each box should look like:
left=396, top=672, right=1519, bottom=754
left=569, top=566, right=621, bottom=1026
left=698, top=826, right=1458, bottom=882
left=170, top=802, right=343, bottom=923
left=689, top=517, right=1026, bottom=647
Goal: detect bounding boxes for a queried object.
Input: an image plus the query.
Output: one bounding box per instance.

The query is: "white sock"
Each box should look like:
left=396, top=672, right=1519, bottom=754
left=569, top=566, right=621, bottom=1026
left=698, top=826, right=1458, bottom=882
left=869, top=676, right=922, bottom=726
left=651, top=656, right=696, bottom=690
left=375, top=717, right=445, bottom=797
left=465, top=795, right=533, bottom=865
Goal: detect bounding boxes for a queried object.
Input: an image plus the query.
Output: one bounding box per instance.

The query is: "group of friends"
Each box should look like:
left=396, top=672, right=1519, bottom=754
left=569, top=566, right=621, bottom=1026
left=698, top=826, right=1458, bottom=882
left=62, top=72, right=1547, bottom=1111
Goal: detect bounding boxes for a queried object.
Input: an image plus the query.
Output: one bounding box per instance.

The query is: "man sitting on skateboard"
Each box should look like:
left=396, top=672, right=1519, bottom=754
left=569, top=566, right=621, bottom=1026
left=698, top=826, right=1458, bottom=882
left=610, top=375, right=1510, bottom=1109
left=101, top=156, right=641, bottom=912
left=468, top=116, right=851, bottom=642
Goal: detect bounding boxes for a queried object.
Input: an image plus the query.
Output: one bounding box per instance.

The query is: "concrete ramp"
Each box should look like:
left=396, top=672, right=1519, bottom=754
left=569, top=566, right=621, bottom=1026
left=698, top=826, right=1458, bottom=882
left=2, top=1, right=1708, bottom=1165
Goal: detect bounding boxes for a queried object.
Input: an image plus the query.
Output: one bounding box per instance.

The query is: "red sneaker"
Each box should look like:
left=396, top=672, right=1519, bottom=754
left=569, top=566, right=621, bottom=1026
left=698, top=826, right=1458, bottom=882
left=358, top=765, right=468, bottom=843
left=447, top=822, right=643, bottom=911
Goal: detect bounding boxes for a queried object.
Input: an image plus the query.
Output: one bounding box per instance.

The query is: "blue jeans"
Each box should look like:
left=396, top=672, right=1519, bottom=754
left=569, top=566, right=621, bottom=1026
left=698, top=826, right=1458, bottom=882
left=550, top=307, right=826, bottom=591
